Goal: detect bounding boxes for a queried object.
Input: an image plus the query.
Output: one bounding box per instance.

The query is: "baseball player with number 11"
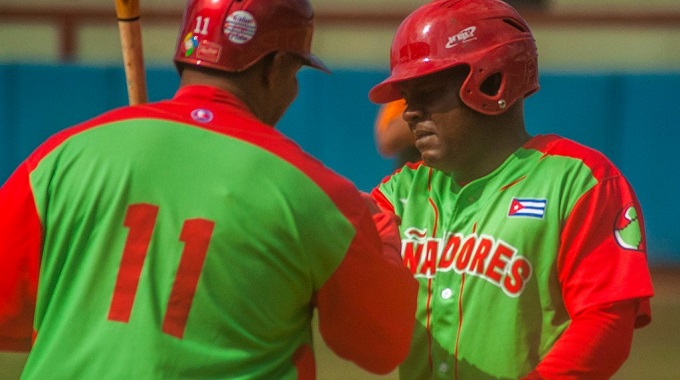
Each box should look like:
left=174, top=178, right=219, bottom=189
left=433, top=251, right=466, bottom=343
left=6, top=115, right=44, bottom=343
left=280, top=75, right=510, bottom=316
left=0, top=0, right=418, bottom=378
left=368, top=0, right=655, bottom=379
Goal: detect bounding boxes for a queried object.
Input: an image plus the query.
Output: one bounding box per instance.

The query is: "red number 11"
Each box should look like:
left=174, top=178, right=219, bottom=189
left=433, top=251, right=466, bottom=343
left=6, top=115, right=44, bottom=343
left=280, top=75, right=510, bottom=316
left=107, top=203, right=215, bottom=339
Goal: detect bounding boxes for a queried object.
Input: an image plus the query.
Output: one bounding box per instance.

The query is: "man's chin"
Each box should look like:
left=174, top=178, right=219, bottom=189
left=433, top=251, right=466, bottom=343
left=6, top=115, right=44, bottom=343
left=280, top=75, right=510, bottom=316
left=420, top=154, right=453, bottom=173
left=420, top=153, right=440, bottom=169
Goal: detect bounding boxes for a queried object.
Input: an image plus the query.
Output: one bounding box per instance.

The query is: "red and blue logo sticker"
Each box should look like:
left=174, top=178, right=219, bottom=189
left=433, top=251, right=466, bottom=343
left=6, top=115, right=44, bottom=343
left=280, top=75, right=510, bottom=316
left=191, top=108, right=214, bottom=123
left=224, top=10, right=257, bottom=45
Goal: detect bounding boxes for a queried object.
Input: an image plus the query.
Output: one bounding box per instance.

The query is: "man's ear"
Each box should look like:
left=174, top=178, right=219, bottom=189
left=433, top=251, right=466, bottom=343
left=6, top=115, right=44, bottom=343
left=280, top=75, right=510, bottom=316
left=260, top=51, right=283, bottom=89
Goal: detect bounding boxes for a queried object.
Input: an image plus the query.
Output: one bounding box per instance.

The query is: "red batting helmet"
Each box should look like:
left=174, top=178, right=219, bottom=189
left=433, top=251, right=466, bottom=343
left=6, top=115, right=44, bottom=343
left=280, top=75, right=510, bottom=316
left=369, top=0, right=539, bottom=115
left=173, top=0, right=330, bottom=74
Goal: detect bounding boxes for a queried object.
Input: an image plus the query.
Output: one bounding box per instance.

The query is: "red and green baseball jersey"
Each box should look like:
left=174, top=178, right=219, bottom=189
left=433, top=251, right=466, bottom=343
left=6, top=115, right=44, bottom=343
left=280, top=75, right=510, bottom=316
left=371, top=134, right=654, bottom=379
left=0, top=85, right=416, bottom=379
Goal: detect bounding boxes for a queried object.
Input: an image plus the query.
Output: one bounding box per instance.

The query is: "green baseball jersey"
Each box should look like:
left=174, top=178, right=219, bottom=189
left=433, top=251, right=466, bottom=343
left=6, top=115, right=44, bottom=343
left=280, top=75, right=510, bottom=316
left=0, top=85, right=417, bottom=379
left=371, top=134, right=653, bottom=379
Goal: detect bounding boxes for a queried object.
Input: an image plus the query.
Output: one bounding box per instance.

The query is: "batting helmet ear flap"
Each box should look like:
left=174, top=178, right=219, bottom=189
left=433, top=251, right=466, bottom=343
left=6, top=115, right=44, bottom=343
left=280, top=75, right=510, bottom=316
left=458, top=38, right=539, bottom=115
left=460, top=67, right=509, bottom=115
left=480, top=73, right=503, bottom=97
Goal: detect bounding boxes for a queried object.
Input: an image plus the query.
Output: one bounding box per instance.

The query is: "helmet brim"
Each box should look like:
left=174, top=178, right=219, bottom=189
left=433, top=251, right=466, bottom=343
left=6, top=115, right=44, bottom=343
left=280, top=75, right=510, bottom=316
left=368, top=77, right=403, bottom=104
left=304, top=53, right=331, bottom=74
left=368, top=60, right=466, bottom=104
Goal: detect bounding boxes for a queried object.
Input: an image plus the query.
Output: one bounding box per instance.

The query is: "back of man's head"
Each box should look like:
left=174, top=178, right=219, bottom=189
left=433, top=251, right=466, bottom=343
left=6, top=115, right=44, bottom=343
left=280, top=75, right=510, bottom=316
left=173, top=0, right=329, bottom=75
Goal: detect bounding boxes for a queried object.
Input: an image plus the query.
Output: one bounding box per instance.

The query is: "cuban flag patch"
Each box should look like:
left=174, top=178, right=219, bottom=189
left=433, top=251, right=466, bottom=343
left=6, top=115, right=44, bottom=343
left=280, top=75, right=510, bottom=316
left=508, top=198, right=547, bottom=219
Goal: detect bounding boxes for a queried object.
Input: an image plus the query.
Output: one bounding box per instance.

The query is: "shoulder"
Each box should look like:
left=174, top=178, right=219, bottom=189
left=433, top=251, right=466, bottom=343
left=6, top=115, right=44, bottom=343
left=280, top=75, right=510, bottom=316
left=374, top=161, right=447, bottom=199
left=378, top=161, right=429, bottom=186
left=25, top=104, right=141, bottom=171
left=525, top=134, right=623, bottom=181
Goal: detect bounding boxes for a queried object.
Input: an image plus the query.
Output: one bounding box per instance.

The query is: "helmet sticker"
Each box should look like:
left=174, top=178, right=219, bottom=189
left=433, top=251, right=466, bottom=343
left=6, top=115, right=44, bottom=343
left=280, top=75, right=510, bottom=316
left=224, top=10, right=257, bottom=45
left=196, top=40, right=222, bottom=63
left=445, top=26, right=477, bottom=49
left=183, top=33, right=199, bottom=57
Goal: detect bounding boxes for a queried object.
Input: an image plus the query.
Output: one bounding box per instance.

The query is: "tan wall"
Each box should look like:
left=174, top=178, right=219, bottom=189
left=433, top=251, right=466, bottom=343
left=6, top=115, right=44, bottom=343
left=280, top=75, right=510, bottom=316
left=1, top=0, right=679, bottom=72
left=2, top=0, right=680, bottom=11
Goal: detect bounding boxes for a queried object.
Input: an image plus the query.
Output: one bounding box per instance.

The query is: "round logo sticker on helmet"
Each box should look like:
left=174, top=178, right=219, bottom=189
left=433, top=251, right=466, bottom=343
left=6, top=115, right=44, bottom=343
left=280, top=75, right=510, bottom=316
left=224, top=10, right=257, bottom=45
left=183, top=33, right=199, bottom=57
left=191, top=108, right=214, bottom=123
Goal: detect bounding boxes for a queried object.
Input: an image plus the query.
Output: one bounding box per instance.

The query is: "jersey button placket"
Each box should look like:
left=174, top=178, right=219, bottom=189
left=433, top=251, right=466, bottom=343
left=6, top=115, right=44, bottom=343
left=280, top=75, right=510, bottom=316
left=438, top=182, right=482, bottom=379
left=431, top=279, right=458, bottom=379
left=428, top=180, right=470, bottom=379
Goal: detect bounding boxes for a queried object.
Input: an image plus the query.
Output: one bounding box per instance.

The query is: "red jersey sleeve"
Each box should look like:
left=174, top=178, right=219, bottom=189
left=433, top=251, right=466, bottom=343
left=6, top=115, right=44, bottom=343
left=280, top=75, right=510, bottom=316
left=314, top=198, right=418, bottom=374
left=529, top=300, right=638, bottom=379
left=0, top=163, right=42, bottom=351
left=558, top=175, right=653, bottom=328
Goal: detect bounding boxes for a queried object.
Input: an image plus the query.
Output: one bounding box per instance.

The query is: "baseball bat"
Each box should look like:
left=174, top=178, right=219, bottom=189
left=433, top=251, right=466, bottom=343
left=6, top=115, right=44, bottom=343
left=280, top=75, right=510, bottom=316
left=114, top=0, right=148, bottom=105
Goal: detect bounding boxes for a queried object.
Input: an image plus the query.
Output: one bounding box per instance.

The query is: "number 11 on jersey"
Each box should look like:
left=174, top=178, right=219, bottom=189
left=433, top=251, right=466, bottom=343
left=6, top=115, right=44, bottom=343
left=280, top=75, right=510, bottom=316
left=108, top=203, right=215, bottom=339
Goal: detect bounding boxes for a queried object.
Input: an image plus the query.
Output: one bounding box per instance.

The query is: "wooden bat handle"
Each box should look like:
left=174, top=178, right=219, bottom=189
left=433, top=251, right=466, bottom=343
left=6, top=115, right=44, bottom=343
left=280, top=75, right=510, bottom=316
left=117, top=20, right=147, bottom=105
left=115, top=0, right=147, bottom=105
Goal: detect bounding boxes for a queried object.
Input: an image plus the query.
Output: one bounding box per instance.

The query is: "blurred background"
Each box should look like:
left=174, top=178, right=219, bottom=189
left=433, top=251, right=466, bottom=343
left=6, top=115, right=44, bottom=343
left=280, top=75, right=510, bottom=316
left=0, top=0, right=679, bottom=379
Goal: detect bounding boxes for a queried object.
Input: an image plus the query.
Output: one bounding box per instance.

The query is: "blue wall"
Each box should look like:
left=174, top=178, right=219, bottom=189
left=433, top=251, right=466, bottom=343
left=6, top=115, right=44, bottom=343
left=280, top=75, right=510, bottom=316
left=0, top=64, right=677, bottom=265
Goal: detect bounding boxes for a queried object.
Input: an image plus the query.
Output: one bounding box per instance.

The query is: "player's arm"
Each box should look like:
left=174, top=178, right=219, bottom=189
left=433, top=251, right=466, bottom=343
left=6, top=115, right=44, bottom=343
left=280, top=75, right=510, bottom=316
left=360, top=192, right=402, bottom=262
left=0, top=163, right=42, bottom=352
left=524, top=300, right=637, bottom=379
left=314, top=193, right=417, bottom=374
left=527, top=176, right=653, bottom=378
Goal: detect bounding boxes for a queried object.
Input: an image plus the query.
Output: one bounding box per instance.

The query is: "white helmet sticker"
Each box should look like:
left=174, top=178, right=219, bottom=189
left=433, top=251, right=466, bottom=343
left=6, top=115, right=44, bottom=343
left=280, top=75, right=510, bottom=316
left=224, top=10, right=257, bottom=45
left=446, top=26, right=477, bottom=49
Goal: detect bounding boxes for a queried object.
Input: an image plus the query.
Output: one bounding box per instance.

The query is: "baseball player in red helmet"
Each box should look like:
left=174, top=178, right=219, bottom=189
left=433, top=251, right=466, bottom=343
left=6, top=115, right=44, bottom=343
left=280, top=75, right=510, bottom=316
left=368, top=0, right=654, bottom=378
left=0, top=0, right=418, bottom=378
